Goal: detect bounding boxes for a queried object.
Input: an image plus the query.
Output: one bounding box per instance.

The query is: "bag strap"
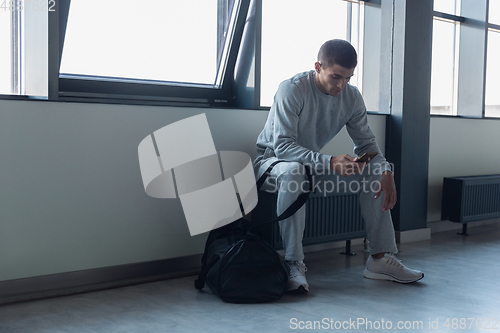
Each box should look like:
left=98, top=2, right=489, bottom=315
left=194, top=160, right=312, bottom=290
left=248, top=160, right=312, bottom=232
left=195, top=252, right=221, bottom=290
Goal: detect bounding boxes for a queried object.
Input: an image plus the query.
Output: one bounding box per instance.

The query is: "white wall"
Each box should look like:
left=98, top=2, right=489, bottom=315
left=0, top=99, right=387, bottom=282
left=427, top=117, right=500, bottom=222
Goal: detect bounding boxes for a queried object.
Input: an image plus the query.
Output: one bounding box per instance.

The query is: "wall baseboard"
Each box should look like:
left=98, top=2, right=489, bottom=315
left=0, top=239, right=366, bottom=306
left=427, top=218, right=500, bottom=234
left=396, top=228, right=431, bottom=244
left=0, top=254, right=202, bottom=306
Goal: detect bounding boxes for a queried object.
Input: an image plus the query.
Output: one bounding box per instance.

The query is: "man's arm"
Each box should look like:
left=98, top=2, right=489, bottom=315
left=345, top=90, right=392, bottom=174
left=376, top=171, right=397, bottom=212
left=345, top=90, right=396, bottom=211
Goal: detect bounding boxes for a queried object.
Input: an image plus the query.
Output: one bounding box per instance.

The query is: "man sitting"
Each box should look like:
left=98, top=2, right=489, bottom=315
left=253, top=39, right=424, bottom=293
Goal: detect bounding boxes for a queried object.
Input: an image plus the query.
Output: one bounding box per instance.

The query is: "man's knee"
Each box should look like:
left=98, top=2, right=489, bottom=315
left=357, top=172, right=382, bottom=195
left=279, top=162, right=305, bottom=174
left=276, top=162, right=308, bottom=194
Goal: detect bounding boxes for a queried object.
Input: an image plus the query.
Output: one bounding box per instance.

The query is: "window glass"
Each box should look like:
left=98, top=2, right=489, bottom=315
left=61, top=0, right=236, bottom=86
left=431, top=19, right=457, bottom=115
left=489, top=0, right=500, bottom=25
left=260, top=0, right=348, bottom=107
left=434, top=0, right=458, bottom=15
left=0, top=10, right=11, bottom=94
left=24, top=8, right=48, bottom=97
left=485, top=30, right=500, bottom=117
left=0, top=6, right=47, bottom=97
left=349, top=2, right=363, bottom=91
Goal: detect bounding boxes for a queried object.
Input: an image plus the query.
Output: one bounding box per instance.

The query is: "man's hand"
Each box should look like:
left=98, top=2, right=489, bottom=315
left=330, top=154, right=366, bottom=177
left=375, top=171, right=397, bottom=212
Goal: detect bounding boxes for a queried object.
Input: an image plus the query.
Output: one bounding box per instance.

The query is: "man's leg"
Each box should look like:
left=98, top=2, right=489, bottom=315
left=354, top=170, right=399, bottom=256
left=258, top=160, right=309, bottom=292
left=310, top=167, right=398, bottom=255
left=353, top=167, right=424, bottom=283
left=312, top=165, right=423, bottom=283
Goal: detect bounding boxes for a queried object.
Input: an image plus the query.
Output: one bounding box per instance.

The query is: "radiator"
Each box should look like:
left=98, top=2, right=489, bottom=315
left=251, top=190, right=366, bottom=249
left=441, top=175, right=500, bottom=223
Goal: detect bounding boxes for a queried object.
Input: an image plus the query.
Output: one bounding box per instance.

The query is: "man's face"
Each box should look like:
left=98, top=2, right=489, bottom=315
left=314, top=62, right=355, bottom=96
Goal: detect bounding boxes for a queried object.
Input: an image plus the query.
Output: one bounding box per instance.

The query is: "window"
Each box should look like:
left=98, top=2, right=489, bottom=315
left=489, top=0, right=500, bottom=25
left=431, top=0, right=500, bottom=118
left=485, top=0, right=500, bottom=117
left=4, top=0, right=494, bottom=117
left=349, top=1, right=364, bottom=91
left=0, top=8, right=10, bottom=94
left=0, top=0, right=383, bottom=111
left=430, top=19, right=459, bottom=115
left=430, top=0, right=461, bottom=115
left=485, top=30, right=500, bottom=117
left=0, top=3, right=48, bottom=97
left=59, top=0, right=248, bottom=105
left=61, top=0, right=235, bottom=86
left=260, top=0, right=363, bottom=108
left=433, top=0, right=459, bottom=15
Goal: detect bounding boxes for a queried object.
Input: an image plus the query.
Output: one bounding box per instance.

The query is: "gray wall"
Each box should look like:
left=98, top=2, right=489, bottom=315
left=0, top=99, right=386, bottom=282
left=3, top=97, right=499, bottom=282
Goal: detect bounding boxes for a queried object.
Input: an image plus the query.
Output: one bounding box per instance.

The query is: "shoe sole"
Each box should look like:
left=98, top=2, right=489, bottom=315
left=286, top=285, right=309, bottom=294
left=363, top=269, right=424, bottom=284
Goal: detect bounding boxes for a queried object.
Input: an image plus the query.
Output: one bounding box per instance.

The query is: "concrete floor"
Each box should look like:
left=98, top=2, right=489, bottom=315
left=1, top=223, right=500, bottom=333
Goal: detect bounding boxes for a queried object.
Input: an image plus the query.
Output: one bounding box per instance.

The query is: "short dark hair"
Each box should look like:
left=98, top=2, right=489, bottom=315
left=317, top=39, right=358, bottom=69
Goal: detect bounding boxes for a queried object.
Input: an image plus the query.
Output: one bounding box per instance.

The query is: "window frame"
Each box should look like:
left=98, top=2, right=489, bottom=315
left=0, top=2, right=49, bottom=99
left=50, top=0, right=251, bottom=108
left=428, top=0, right=500, bottom=119
left=2, top=0, right=379, bottom=111
left=12, top=0, right=498, bottom=119
left=1, top=5, right=26, bottom=96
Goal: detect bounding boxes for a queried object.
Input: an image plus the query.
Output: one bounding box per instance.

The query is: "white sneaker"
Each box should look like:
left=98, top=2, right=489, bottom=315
left=364, top=253, right=424, bottom=283
left=286, top=261, right=309, bottom=293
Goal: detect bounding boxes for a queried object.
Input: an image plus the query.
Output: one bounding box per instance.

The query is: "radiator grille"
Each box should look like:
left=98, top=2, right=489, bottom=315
left=268, top=193, right=366, bottom=248
left=463, top=183, right=500, bottom=220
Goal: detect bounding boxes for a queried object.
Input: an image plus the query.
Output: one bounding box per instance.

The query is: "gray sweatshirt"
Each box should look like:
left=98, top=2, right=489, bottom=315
left=254, top=70, right=391, bottom=177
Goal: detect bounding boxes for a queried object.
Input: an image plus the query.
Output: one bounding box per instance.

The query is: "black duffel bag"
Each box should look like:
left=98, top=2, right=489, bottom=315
left=194, top=161, right=312, bottom=303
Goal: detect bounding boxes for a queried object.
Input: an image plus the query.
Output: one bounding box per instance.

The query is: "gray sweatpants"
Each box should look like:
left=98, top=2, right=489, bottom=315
left=257, top=159, right=398, bottom=262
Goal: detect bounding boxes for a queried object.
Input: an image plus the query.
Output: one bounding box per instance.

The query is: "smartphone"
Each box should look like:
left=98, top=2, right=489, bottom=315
left=356, top=152, right=378, bottom=163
